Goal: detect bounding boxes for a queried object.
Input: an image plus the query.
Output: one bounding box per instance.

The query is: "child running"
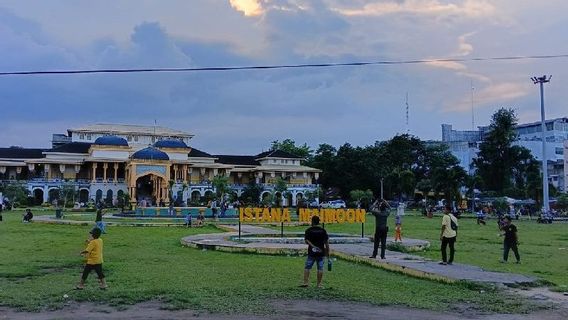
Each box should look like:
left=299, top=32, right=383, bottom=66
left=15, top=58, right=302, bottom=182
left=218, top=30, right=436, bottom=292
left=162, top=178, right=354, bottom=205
left=76, top=228, right=107, bottom=290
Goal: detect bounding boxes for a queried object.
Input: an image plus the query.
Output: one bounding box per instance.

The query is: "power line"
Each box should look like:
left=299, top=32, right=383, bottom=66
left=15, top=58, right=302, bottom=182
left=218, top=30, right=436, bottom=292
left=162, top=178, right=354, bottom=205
left=1, top=54, right=567, bottom=76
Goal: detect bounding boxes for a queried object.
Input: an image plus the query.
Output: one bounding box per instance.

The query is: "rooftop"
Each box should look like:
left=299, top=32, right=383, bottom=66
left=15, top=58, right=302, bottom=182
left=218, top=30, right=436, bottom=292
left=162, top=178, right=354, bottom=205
left=68, top=123, right=193, bottom=138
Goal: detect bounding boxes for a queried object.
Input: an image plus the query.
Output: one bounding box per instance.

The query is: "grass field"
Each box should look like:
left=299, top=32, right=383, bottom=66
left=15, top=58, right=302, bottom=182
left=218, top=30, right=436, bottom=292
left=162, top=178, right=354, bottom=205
left=0, top=209, right=547, bottom=314
left=274, top=211, right=568, bottom=290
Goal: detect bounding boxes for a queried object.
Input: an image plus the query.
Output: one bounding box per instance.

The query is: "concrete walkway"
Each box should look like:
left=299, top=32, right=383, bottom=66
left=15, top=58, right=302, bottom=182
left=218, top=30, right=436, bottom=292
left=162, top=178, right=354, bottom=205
left=181, top=224, right=536, bottom=286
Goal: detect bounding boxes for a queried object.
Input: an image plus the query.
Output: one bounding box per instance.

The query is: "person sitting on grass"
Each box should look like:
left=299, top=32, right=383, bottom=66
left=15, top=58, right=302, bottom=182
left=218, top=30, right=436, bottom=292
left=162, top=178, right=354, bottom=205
left=22, top=209, right=34, bottom=223
left=76, top=227, right=107, bottom=290
left=196, top=210, right=205, bottom=227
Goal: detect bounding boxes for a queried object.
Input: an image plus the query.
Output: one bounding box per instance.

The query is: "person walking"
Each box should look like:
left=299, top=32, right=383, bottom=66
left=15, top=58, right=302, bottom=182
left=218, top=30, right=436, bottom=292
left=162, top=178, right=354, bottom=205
left=369, top=199, right=390, bottom=259
left=76, top=228, right=107, bottom=290
left=394, top=213, right=402, bottom=242
left=301, top=216, right=329, bottom=288
left=500, top=216, right=521, bottom=263
left=439, top=205, right=458, bottom=265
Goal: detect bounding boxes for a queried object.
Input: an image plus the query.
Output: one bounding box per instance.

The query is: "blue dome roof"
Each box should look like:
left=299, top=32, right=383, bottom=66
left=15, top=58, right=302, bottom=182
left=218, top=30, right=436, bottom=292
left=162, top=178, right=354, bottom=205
left=154, top=139, right=188, bottom=149
left=94, top=135, right=128, bottom=147
left=131, top=147, right=169, bottom=161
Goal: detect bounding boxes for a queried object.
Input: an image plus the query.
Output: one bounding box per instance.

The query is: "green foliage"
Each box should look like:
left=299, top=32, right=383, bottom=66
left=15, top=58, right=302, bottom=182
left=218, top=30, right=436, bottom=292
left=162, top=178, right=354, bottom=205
left=309, top=135, right=464, bottom=202
left=240, top=181, right=263, bottom=205
left=60, top=183, right=77, bottom=208
left=349, top=189, right=373, bottom=208
left=270, top=139, right=312, bottom=160
left=1, top=183, right=29, bottom=208
left=273, top=177, right=288, bottom=207
left=492, top=197, right=509, bottom=212
left=212, top=175, right=230, bottom=200
left=555, top=193, right=568, bottom=212
left=473, top=108, right=539, bottom=197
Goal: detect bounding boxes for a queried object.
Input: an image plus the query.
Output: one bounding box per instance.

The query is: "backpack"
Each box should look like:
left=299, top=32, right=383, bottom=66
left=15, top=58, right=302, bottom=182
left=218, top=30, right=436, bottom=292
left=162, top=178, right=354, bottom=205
left=450, top=215, right=458, bottom=231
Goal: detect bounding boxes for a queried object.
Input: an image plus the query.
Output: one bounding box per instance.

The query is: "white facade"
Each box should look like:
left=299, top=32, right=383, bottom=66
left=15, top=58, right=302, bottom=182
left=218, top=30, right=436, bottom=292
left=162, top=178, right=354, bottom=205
left=442, top=117, right=568, bottom=192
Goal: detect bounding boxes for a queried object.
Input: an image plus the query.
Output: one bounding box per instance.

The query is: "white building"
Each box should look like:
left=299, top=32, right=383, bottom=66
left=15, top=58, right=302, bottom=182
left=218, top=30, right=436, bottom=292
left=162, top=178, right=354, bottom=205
left=442, top=117, right=568, bottom=192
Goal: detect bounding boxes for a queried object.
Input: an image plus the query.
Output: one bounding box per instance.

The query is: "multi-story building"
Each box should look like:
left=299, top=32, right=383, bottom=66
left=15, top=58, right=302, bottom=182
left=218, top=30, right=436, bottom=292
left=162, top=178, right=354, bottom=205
left=442, top=117, right=568, bottom=192
left=0, top=124, right=320, bottom=207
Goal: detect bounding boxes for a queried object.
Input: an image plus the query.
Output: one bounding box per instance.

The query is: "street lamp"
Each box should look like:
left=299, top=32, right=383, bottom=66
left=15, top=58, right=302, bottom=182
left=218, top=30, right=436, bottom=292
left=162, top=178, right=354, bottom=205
left=531, top=75, right=552, bottom=213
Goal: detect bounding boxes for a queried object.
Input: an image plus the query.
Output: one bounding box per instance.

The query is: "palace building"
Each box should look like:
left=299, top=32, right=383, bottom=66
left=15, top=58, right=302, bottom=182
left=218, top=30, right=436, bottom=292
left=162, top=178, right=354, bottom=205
left=0, top=124, right=321, bottom=206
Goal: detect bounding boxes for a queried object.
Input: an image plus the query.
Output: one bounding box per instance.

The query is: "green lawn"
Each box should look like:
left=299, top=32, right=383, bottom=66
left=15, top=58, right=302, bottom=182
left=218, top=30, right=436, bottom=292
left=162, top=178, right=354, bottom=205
left=0, top=210, right=543, bottom=314
left=275, top=212, right=568, bottom=290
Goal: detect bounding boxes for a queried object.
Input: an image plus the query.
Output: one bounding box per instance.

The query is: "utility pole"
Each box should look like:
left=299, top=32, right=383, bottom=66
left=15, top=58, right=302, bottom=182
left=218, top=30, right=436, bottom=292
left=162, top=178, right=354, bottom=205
left=531, top=75, right=552, bottom=213
left=380, top=178, right=384, bottom=200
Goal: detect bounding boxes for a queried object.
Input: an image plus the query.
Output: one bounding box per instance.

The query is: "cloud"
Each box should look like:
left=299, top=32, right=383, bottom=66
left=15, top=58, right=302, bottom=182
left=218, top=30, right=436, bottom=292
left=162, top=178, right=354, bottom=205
left=229, top=0, right=264, bottom=16
left=445, top=82, right=531, bottom=112
left=335, top=0, right=495, bottom=18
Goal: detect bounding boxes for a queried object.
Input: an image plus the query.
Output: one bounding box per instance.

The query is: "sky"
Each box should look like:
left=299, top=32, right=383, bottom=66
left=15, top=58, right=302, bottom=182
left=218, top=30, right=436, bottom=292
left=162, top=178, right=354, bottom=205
left=0, top=0, right=567, bottom=154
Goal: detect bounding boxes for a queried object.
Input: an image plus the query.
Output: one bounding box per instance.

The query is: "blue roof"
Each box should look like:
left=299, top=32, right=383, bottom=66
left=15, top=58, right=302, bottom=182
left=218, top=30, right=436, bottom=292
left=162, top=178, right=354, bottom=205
left=154, top=139, right=188, bottom=149
left=94, top=135, right=128, bottom=147
left=131, top=147, right=169, bottom=161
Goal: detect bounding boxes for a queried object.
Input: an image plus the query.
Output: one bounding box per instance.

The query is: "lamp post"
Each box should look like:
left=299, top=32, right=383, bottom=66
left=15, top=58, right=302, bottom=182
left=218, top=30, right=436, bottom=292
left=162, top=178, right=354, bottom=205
left=531, top=75, right=552, bottom=213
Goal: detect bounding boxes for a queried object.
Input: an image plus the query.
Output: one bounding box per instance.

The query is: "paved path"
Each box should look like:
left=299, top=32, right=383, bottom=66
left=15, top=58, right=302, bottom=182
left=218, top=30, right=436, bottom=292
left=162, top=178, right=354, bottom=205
left=181, top=224, right=536, bottom=286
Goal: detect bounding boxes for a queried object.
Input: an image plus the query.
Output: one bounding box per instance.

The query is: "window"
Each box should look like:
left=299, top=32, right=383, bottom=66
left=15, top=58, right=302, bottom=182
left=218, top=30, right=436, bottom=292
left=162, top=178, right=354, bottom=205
left=134, top=136, right=139, bottom=142
left=79, top=134, right=85, bottom=140
left=281, top=160, right=285, bottom=164
left=556, top=147, right=564, bottom=155
left=127, top=135, right=132, bottom=141
left=86, top=134, right=92, bottom=140
left=151, top=136, right=156, bottom=143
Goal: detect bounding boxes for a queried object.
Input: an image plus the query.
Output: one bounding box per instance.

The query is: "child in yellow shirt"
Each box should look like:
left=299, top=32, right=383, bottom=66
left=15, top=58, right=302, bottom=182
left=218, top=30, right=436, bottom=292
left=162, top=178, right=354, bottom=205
left=76, top=228, right=107, bottom=290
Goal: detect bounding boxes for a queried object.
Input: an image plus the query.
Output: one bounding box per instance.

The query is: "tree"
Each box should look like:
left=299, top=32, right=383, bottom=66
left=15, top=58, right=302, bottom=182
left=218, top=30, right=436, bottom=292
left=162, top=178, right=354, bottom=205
left=270, top=139, right=312, bottom=160
left=61, top=183, right=78, bottom=208
left=349, top=189, right=373, bottom=208
left=273, top=177, right=288, bottom=207
left=241, top=180, right=263, bottom=206
left=2, top=183, right=29, bottom=208
left=474, top=108, right=537, bottom=195
left=556, top=193, right=568, bottom=213
left=212, top=175, right=230, bottom=202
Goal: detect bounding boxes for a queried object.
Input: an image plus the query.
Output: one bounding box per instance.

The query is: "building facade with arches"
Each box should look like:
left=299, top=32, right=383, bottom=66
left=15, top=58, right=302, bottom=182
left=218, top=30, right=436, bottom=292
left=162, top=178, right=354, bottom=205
left=0, top=124, right=321, bottom=207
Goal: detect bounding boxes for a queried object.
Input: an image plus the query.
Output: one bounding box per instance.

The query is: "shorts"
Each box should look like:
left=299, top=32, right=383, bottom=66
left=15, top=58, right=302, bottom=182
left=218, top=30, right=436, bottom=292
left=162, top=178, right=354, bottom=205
left=304, top=256, right=324, bottom=271
left=82, top=264, right=104, bottom=280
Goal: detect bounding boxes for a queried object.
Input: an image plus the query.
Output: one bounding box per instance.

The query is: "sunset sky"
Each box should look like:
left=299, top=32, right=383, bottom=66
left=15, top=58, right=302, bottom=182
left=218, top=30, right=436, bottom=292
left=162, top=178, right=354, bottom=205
left=1, top=0, right=567, bottom=154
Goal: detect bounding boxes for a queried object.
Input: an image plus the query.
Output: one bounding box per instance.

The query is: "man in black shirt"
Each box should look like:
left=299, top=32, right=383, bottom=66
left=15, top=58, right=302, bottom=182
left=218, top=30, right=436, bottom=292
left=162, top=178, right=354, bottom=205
left=370, top=199, right=390, bottom=259
left=500, top=216, right=520, bottom=263
left=301, top=216, right=329, bottom=288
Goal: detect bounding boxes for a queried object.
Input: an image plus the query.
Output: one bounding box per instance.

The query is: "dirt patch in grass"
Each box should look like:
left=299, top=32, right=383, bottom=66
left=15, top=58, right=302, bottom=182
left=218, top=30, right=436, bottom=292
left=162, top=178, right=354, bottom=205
left=1, top=300, right=567, bottom=320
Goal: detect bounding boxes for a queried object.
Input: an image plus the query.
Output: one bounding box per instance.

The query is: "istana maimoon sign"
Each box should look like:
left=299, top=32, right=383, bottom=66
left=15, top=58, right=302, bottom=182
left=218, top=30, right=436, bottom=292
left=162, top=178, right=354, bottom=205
left=239, top=208, right=366, bottom=224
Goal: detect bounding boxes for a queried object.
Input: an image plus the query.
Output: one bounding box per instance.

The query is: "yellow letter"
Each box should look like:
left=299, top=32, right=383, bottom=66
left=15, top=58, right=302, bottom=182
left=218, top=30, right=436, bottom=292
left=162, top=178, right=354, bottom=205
left=282, top=208, right=291, bottom=222
left=346, top=209, right=355, bottom=223
left=262, top=208, right=271, bottom=222
left=271, top=208, right=281, bottom=222
left=355, top=209, right=366, bottom=223
left=336, top=209, right=345, bottom=223
left=299, top=209, right=310, bottom=223
left=254, top=208, right=262, bottom=221
left=239, top=208, right=244, bottom=222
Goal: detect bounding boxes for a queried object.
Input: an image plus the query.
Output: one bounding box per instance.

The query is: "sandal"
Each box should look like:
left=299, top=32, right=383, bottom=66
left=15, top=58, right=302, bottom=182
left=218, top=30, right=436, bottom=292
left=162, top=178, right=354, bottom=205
left=74, top=286, right=84, bottom=290
left=298, top=284, right=308, bottom=288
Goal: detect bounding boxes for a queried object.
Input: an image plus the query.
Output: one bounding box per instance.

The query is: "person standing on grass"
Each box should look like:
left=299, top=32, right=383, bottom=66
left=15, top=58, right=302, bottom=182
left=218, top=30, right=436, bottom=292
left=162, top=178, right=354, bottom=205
left=301, top=215, right=329, bottom=288
left=500, top=216, right=521, bottom=263
left=439, top=205, right=458, bottom=265
left=369, top=199, right=390, bottom=259
left=76, top=228, right=107, bottom=290
left=394, top=213, right=402, bottom=242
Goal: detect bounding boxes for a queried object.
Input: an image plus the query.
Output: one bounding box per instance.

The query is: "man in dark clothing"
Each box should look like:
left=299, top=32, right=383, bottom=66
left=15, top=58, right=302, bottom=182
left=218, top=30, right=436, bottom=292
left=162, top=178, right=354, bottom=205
left=370, top=199, right=390, bottom=259
left=301, top=216, right=329, bottom=288
left=500, top=216, right=521, bottom=263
